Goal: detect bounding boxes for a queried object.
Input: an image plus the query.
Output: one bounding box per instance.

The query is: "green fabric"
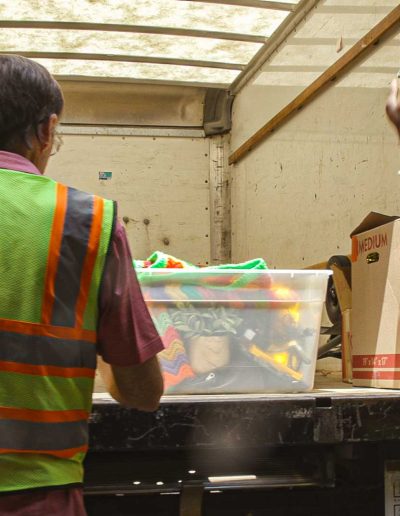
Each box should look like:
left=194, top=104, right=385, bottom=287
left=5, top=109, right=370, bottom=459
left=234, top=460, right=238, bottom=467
left=134, top=251, right=268, bottom=271
left=0, top=169, right=112, bottom=492
left=0, top=169, right=114, bottom=330
left=83, top=198, right=114, bottom=331
left=0, top=169, right=56, bottom=323
left=0, top=372, right=94, bottom=412
left=0, top=453, right=84, bottom=493
left=134, top=252, right=268, bottom=287
left=208, top=258, right=268, bottom=270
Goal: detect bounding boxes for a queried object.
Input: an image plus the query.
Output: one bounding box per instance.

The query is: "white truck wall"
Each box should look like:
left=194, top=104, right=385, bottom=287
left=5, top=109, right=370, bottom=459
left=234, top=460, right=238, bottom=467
left=230, top=1, right=400, bottom=268
left=48, top=134, right=211, bottom=264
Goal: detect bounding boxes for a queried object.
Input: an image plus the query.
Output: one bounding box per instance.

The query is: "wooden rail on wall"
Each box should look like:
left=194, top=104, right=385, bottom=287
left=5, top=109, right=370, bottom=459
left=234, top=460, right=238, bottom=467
left=228, top=4, right=400, bottom=166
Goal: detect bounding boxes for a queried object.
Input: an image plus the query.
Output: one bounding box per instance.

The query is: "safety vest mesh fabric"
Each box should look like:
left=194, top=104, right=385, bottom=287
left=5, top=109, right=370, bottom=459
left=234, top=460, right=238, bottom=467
left=0, top=168, right=115, bottom=493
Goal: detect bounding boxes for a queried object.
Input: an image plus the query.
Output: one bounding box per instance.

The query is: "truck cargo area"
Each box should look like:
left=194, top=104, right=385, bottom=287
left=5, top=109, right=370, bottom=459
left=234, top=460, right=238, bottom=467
left=2, top=0, right=400, bottom=514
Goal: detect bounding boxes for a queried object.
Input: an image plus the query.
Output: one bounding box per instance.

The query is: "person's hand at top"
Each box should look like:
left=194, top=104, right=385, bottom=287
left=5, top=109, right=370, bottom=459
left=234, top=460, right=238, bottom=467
left=386, top=78, right=400, bottom=138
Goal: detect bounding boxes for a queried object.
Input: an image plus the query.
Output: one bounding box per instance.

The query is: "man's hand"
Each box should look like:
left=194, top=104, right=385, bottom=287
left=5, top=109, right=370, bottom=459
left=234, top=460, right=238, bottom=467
left=386, top=79, right=400, bottom=138
left=97, top=355, right=164, bottom=412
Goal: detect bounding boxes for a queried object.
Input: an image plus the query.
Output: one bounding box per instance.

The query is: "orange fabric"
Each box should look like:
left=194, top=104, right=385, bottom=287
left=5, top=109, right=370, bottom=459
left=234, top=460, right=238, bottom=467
left=0, top=406, right=89, bottom=423
left=162, top=364, right=195, bottom=389
left=75, top=196, right=104, bottom=329
left=41, top=183, right=68, bottom=325
left=0, top=319, right=96, bottom=343
left=0, top=445, right=88, bottom=459
left=0, top=360, right=95, bottom=379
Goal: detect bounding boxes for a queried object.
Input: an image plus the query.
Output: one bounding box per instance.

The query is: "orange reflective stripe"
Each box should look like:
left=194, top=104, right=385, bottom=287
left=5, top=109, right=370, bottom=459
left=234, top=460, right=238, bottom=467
left=41, top=183, right=68, bottom=325
left=75, top=196, right=104, bottom=329
left=0, top=318, right=96, bottom=343
left=0, top=406, right=89, bottom=423
left=0, top=360, right=95, bottom=379
left=0, top=445, right=88, bottom=459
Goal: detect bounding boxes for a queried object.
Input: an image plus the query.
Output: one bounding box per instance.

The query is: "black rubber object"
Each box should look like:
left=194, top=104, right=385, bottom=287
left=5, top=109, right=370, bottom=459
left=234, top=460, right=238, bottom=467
left=325, top=255, right=352, bottom=324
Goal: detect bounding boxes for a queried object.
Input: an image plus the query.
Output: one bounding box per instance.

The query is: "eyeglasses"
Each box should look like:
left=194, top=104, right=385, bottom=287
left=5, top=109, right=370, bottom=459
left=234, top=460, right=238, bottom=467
left=50, top=132, right=63, bottom=157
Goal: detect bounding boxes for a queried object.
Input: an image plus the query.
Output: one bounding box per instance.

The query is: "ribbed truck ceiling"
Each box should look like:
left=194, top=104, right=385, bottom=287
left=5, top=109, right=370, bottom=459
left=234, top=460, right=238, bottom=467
left=0, top=0, right=299, bottom=87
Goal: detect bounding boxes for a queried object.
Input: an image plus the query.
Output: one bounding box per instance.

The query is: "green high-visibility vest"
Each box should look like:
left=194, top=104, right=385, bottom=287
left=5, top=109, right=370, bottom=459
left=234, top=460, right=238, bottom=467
left=0, top=167, right=115, bottom=492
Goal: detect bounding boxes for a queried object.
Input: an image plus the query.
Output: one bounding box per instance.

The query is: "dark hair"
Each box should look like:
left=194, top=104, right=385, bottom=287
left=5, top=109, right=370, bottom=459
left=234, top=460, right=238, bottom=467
left=0, top=55, right=64, bottom=151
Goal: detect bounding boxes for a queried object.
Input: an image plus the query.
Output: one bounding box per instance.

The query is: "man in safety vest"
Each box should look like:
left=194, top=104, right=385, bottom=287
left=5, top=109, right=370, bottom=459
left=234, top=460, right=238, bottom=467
left=0, top=55, right=164, bottom=515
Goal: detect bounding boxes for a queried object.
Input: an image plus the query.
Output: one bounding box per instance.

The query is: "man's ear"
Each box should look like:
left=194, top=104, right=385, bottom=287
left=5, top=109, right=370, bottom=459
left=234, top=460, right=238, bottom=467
left=37, top=114, right=59, bottom=151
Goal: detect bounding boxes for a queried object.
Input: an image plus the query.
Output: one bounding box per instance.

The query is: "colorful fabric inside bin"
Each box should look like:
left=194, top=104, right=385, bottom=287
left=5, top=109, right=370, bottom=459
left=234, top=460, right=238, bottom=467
left=134, top=252, right=271, bottom=392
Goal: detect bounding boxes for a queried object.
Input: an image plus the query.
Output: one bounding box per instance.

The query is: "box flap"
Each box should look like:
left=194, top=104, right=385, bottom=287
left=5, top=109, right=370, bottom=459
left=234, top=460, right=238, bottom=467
left=350, top=212, right=399, bottom=237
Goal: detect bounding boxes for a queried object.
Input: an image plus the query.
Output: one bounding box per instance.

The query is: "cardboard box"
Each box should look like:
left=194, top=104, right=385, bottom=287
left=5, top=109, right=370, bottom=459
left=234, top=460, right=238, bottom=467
left=351, top=212, right=400, bottom=388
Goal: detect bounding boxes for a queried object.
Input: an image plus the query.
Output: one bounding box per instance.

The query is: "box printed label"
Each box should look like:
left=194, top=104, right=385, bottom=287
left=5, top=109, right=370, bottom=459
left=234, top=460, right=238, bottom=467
left=353, top=354, right=400, bottom=369
left=357, top=232, right=388, bottom=255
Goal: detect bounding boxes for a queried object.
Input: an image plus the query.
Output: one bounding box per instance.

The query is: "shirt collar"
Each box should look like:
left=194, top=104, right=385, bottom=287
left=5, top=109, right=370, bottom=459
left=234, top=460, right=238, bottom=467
left=0, top=151, right=41, bottom=175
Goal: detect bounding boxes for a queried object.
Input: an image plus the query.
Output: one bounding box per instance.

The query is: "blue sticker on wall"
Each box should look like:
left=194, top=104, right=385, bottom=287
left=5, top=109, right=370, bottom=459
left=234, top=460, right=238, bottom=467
left=99, top=171, right=112, bottom=180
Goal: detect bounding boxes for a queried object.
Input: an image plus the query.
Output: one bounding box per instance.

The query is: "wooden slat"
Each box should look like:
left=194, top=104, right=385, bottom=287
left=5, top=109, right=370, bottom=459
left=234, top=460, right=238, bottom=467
left=229, top=4, right=400, bottom=165
left=179, top=0, right=296, bottom=11
left=2, top=51, right=245, bottom=71
left=0, top=20, right=266, bottom=44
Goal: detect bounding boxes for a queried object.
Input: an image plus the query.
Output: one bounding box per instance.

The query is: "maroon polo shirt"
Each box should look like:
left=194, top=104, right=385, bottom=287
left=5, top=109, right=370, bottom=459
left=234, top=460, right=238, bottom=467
left=0, top=488, right=86, bottom=516
left=0, top=151, right=164, bottom=514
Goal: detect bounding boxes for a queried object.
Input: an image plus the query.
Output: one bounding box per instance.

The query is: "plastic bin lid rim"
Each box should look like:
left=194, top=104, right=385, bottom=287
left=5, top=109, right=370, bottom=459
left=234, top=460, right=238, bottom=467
left=136, top=268, right=332, bottom=275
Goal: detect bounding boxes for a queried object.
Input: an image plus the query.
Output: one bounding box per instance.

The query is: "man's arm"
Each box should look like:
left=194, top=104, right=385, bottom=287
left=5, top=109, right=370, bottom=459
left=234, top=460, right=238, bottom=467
left=97, top=356, right=163, bottom=412
left=96, top=221, right=165, bottom=411
left=386, top=78, right=400, bottom=137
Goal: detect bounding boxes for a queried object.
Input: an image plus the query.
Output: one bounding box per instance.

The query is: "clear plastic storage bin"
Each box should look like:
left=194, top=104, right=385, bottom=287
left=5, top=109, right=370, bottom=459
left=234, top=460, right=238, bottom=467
left=137, top=269, right=331, bottom=394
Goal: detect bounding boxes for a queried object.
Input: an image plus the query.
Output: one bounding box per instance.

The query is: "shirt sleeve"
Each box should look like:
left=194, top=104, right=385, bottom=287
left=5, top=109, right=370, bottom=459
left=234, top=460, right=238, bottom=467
left=97, top=221, right=164, bottom=366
